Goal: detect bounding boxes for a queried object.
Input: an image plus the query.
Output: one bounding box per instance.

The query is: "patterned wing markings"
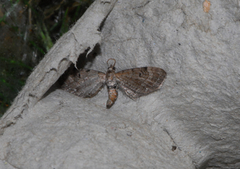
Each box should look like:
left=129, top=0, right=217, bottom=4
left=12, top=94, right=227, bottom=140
left=62, top=69, right=106, bottom=98
left=115, top=67, right=166, bottom=100
left=61, top=58, right=167, bottom=108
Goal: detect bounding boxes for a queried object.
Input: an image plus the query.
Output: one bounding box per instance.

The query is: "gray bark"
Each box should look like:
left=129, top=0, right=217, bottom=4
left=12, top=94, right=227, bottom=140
left=1, top=0, right=240, bottom=169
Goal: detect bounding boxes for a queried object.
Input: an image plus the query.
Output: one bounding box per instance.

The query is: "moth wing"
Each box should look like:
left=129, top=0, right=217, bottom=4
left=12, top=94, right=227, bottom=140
left=62, top=69, right=106, bottom=98
left=115, top=67, right=166, bottom=100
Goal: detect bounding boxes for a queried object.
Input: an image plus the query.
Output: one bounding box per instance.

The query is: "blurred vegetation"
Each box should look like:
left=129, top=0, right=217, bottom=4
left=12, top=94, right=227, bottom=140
left=0, top=0, right=94, bottom=116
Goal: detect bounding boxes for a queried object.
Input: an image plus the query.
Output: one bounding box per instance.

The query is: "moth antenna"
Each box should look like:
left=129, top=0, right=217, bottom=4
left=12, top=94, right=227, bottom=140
left=107, top=58, right=116, bottom=68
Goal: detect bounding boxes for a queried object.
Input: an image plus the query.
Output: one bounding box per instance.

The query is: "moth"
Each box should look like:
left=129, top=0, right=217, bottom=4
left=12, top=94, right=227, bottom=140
left=62, top=58, right=166, bottom=109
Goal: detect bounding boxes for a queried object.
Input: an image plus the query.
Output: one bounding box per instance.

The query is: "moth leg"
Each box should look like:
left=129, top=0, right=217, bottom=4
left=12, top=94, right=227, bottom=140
left=106, top=88, right=118, bottom=109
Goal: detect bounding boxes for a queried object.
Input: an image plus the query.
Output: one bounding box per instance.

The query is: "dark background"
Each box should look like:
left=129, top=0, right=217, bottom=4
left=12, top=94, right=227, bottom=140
left=0, top=0, right=94, bottom=116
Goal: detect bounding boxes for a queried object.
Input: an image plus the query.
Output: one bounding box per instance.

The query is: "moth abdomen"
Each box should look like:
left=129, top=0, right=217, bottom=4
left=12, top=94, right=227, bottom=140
left=106, top=88, right=118, bottom=109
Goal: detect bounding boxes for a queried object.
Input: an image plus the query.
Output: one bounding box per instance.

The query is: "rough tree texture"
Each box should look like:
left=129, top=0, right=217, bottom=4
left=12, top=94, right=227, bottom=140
left=0, top=0, right=240, bottom=169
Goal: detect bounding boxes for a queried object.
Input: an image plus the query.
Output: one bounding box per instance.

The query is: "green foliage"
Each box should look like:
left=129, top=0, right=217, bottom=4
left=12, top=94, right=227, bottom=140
left=0, top=0, right=94, bottom=116
left=0, top=56, right=33, bottom=116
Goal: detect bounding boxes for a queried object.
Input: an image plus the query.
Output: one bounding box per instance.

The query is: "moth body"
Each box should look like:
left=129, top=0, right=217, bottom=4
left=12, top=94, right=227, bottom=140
left=106, top=64, right=117, bottom=89
left=106, top=60, right=118, bottom=108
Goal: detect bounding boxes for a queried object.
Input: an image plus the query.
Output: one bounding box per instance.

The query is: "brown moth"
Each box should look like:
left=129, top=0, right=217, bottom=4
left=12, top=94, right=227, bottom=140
left=62, top=58, right=166, bottom=109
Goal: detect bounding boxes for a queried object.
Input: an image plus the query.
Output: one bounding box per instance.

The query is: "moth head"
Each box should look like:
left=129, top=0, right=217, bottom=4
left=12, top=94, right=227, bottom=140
left=107, top=58, right=116, bottom=71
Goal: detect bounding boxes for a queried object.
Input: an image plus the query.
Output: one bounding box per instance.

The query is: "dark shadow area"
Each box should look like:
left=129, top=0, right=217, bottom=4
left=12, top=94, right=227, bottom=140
left=0, top=0, right=94, bottom=116
left=198, top=158, right=211, bottom=169
left=76, top=43, right=101, bottom=69
left=42, top=43, right=101, bottom=99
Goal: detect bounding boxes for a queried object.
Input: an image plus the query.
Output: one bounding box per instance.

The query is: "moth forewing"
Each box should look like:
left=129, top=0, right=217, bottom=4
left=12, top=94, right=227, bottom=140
left=115, top=67, right=166, bottom=99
